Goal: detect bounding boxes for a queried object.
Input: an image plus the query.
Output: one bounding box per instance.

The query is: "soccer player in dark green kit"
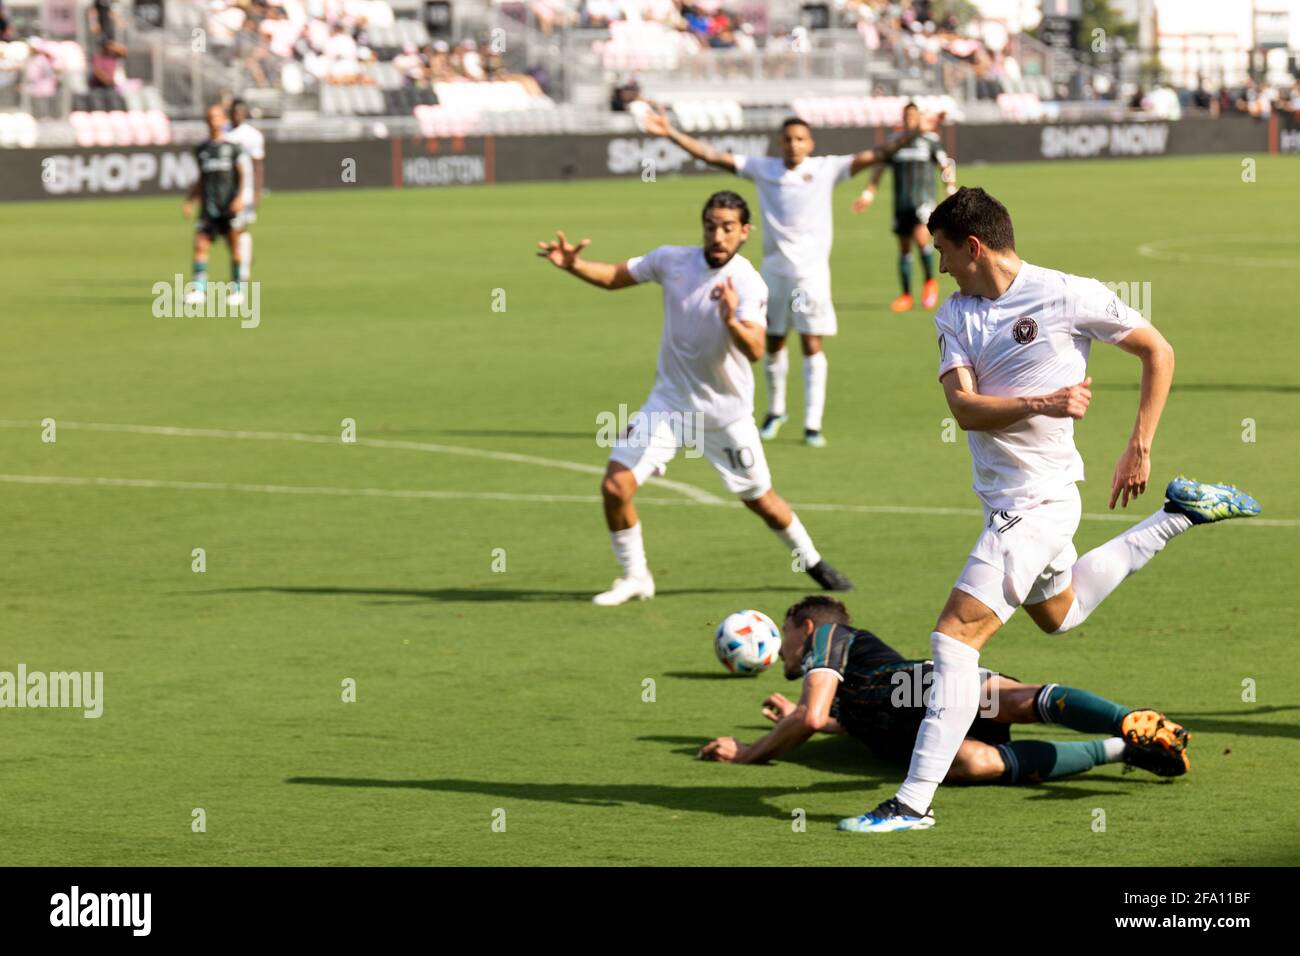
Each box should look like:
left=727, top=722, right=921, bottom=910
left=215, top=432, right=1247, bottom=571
left=699, top=595, right=1190, bottom=791
left=182, top=103, right=248, bottom=308
left=853, top=102, right=956, bottom=313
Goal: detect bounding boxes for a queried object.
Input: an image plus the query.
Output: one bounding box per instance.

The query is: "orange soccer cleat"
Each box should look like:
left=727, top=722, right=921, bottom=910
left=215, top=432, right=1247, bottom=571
left=890, top=292, right=914, bottom=312
left=922, top=278, right=940, bottom=309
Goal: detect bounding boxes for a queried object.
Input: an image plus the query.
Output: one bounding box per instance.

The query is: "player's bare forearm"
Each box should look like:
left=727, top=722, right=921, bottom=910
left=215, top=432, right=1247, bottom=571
left=735, top=708, right=818, bottom=763
left=566, top=258, right=629, bottom=290
left=726, top=319, right=765, bottom=361
left=665, top=126, right=736, bottom=172
left=942, top=366, right=1091, bottom=431
left=851, top=126, right=922, bottom=175
left=1119, top=326, right=1175, bottom=451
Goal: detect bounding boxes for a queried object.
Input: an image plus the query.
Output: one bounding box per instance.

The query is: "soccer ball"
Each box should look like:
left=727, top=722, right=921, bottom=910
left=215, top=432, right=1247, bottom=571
left=714, top=610, right=781, bottom=675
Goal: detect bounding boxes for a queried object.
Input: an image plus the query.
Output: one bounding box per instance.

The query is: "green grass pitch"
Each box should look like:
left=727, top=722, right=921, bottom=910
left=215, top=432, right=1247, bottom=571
left=1, top=153, right=1298, bottom=865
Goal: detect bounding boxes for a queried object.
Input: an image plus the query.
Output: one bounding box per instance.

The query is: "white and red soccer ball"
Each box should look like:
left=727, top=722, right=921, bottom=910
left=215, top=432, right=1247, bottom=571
left=714, top=609, right=781, bottom=675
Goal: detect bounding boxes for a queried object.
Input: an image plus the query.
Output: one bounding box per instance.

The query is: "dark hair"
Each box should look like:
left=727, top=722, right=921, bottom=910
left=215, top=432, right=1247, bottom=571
left=231, top=98, right=248, bottom=111
left=927, top=186, right=1016, bottom=251
left=780, top=116, right=812, bottom=134
left=784, top=595, right=851, bottom=630
left=702, top=190, right=750, bottom=226
left=902, top=101, right=919, bottom=113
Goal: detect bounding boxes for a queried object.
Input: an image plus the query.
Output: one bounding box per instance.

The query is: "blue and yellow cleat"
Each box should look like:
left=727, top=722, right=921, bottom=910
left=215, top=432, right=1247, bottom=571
left=1163, top=477, right=1261, bottom=525
left=837, top=798, right=935, bottom=833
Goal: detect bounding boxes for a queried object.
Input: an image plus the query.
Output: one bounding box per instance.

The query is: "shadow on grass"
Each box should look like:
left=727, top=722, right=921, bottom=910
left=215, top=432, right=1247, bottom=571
left=193, top=585, right=810, bottom=603
left=1177, top=706, right=1300, bottom=741
left=286, top=774, right=868, bottom=822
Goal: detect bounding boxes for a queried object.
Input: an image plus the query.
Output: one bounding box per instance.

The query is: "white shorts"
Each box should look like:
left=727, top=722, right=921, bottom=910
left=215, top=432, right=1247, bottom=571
left=763, top=268, right=838, bottom=337
left=607, top=398, right=772, bottom=501
left=952, top=486, right=1082, bottom=623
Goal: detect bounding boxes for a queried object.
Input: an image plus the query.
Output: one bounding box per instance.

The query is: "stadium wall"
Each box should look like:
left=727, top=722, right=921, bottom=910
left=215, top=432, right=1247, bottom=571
left=2, top=116, right=1288, bottom=202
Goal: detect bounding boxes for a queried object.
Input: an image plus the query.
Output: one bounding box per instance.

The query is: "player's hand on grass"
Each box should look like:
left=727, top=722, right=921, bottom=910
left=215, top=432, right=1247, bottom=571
left=715, top=276, right=739, bottom=322
left=1041, top=376, right=1091, bottom=419
left=698, top=736, right=743, bottom=762
left=851, top=190, right=875, bottom=214
left=536, top=230, right=590, bottom=271
left=1109, top=440, right=1150, bottom=509
left=761, top=693, right=796, bottom=723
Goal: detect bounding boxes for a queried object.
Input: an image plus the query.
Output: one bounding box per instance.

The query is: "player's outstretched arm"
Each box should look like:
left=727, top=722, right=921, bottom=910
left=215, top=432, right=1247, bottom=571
left=941, top=365, right=1092, bottom=432
left=762, top=692, right=845, bottom=734
left=642, top=108, right=737, bottom=172
left=535, top=231, right=638, bottom=290
left=849, top=111, right=943, bottom=175
left=699, top=672, right=838, bottom=764
left=1108, top=324, right=1175, bottom=509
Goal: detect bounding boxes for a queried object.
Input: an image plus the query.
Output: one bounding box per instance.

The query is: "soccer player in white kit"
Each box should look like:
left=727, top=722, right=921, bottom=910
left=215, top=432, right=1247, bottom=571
left=224, top=99, right=264, bottom=303
left=838, top=187, right=1261, bottom=832
left=536, top=191, right=855, bottom=606
left=643, top=112, right=936, bottom=447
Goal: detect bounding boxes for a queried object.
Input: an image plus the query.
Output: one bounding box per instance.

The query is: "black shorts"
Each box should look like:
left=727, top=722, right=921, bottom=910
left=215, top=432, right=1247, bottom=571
left=838, top=662, right=1012, bottom=765
left=892, top=203, right=935, bottom=237
left=196, top=210, right=250, bottom=238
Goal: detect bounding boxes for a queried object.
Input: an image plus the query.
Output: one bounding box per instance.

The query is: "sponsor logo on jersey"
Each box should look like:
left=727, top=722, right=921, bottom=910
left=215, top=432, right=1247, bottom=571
left=1012, top=316, right=1038, bottom=344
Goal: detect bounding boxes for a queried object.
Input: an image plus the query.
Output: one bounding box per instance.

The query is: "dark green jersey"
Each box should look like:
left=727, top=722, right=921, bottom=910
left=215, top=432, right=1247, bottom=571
left=194, top=139, right=244, bottom=220
left=886, top=132, right=948, bottom=212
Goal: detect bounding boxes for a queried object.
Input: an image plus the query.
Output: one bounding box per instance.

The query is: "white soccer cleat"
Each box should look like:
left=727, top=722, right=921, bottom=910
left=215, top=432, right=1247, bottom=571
left=592, top=573, right=655, bottom=606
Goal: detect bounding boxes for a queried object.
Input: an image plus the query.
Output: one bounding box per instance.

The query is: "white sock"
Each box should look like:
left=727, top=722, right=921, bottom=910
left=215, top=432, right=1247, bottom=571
left=774, top=512, right=822, bottom=570
left=765, top=349, right=788, bottom=418
left=1101, top=737, right=1127, bottom=763
left=238, top=232, right=252, bottom=282
left=895, top=633, right=981, bottom=814
left=803, top=352, right=828, bottom=432
left=609, top=523, right=648, bottom=579
left=1054, top=508, right=1193, bottom=633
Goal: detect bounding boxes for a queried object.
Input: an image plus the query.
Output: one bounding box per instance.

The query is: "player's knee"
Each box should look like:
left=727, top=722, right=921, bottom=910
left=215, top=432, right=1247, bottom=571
left=601, top=472, right=633, bottom=503
left=947, top=745, right=1004, bottom=783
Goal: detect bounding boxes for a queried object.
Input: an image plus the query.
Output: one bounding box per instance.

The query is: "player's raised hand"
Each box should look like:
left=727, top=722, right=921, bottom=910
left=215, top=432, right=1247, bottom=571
left=641, top=108, right=673, bottom=137
left=536, top=230, right=590, bottom=271
left=715, top=276, right=739, bottom=321
left=1041, top=376, right=1092, bottom=419
left=851, top=190, right=875, bottom=214
left=698, top=736, right=743, bottom=762
left=761, top=693, right=796, bottom=723
left=1109, top=441, right=1151, bottom=510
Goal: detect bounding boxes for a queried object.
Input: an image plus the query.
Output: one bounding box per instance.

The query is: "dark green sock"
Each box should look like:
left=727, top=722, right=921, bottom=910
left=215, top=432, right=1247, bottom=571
left=898, top=253, right=912, bottom=295
left=919, top=244, right=935, bottom=279
left=997, top=739, right=1108, bottom=783
left=1035, top=683, right=1129, bottom=735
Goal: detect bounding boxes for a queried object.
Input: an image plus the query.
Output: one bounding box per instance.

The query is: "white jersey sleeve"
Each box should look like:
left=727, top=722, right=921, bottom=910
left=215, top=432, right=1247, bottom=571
left=826, top=154, right=855, bottom=184
left=627, top=246, right=669, bottom=285
left=731, top=267, right=768, bottom=328
left=1069, top=277, right=1148, bottom=344
left=935, top=298, right=973, bottom=379
left=245, top=126, right=265, bottom=161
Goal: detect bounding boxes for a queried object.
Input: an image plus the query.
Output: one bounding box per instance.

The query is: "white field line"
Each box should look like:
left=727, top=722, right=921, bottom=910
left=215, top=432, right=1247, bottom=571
left=1, top=419, right=1293, bottom=527
left=0, top=419, right=724, bottom=505
left=1, top=472, right=1296, bottom=527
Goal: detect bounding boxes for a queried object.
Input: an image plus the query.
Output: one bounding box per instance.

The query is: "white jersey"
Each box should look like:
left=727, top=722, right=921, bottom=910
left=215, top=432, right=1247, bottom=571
left=225, top=122, right=265, bottom=206
left=935, top=261, right=1149, bottom=510
left=733, top=153, right=854, bottom=277
left=626, top=245, right=769, bottom=428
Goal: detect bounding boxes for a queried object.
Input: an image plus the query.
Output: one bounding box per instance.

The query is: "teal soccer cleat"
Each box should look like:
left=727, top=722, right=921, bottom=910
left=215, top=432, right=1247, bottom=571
left=837, top=798, right=935, bottom=833
left=759, top=414, right=788, bottom=441
left=1163, top=477, right=1261, bottom=525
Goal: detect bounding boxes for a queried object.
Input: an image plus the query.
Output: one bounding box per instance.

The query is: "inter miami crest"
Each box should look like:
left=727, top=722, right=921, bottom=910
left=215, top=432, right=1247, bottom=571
left=1012, top=316, right=1038, bottom=345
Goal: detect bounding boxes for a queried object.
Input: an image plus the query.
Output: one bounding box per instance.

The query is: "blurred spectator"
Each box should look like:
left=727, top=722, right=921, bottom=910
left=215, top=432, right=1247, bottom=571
left=89, top=38, right=125, bottom=89
left=0, top=1, right=15, bottom=42
left=24, top=42, right=58, bottom=117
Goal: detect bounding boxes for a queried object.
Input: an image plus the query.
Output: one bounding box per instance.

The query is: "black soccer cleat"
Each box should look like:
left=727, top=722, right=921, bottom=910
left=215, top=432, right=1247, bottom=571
left=807, top=560, right=854, bottom=592
left=1122, top=740, right=1190, bottom=778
